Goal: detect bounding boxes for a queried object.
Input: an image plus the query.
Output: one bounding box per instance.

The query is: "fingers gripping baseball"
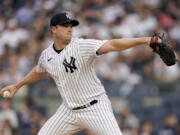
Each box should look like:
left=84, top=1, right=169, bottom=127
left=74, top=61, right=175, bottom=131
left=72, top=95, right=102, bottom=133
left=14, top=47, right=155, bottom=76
left=0, top=85, right=18, bottom=98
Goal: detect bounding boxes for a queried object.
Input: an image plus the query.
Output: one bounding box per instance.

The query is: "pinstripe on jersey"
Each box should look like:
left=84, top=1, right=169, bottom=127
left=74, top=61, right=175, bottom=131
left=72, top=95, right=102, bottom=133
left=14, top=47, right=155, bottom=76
left=36, top=38, right=107, bottom=109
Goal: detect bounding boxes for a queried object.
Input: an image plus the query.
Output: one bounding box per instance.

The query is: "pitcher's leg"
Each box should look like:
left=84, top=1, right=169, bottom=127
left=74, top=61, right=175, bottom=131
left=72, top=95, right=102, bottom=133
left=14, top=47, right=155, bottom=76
left=79, top=100, right=123, bottom=135
left=38, top=104, right=82, bottom=135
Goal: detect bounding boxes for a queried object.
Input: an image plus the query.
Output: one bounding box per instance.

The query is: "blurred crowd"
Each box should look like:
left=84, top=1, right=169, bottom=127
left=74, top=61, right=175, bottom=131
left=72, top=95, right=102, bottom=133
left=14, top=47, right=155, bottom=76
left=0, top=0, right=180, bottom=135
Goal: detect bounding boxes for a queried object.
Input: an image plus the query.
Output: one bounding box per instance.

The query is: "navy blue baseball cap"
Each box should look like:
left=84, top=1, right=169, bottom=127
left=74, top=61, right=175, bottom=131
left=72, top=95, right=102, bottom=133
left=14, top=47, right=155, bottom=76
left=50, top=12, right=79, bottom=27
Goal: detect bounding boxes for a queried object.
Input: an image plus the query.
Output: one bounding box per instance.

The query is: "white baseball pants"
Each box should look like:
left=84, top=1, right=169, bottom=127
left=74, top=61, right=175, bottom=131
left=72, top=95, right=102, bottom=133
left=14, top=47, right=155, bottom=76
left=38, top=94, right=123, bottom=135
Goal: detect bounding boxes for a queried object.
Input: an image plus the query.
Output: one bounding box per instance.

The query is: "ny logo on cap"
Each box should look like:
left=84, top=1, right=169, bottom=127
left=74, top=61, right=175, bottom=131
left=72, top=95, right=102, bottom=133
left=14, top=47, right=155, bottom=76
left=66, top=12, right=73, bottom=19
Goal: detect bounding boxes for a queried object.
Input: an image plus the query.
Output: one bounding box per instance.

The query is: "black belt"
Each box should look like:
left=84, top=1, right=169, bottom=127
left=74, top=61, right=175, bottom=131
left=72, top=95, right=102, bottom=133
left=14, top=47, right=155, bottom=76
left=72, top=100, right=98, bottom=110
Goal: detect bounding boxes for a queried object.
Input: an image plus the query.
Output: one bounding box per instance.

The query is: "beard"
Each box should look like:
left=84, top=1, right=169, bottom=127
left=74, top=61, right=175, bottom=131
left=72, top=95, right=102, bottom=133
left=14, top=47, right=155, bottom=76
left=63, top=38, right=71, bottom=45
left=54, top=33, right=72, bottom=46
left=63, top=35, right=72, bottom=45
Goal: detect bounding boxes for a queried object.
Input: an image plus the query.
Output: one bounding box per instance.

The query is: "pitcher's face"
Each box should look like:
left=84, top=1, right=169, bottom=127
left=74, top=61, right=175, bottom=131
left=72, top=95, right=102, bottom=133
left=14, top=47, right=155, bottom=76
left=51, top=23, right=72, bottom=43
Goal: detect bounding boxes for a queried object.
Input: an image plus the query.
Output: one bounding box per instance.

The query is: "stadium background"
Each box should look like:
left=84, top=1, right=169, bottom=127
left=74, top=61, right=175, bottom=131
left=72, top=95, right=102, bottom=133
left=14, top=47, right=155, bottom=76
left=0, top=0, right=180, bottom=135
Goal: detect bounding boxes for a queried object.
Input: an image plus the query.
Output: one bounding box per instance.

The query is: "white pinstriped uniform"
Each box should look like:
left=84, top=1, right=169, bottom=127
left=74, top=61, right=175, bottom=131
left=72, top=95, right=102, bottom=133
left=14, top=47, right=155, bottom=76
left=36, top=38, right=123, bottom=135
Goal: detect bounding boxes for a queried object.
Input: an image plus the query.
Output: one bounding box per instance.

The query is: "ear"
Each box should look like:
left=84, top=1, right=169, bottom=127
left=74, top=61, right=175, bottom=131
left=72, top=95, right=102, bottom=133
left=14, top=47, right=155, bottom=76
left=50, top=26, right=56, bottom=33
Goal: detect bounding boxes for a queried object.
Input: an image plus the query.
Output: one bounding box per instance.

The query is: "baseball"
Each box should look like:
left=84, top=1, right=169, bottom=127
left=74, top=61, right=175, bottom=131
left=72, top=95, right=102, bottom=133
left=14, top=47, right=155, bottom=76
left=3, top=91, right=11, bottom=98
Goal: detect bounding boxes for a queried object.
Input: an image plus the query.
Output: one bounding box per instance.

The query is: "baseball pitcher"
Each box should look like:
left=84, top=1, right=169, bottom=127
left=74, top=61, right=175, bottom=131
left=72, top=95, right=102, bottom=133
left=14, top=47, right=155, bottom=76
left=0, top=12, right=176, bottom=135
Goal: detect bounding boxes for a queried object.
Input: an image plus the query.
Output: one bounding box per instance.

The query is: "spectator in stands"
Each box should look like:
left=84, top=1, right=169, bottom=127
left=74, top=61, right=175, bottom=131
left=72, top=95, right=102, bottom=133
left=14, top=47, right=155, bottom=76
left=0, top=119, right=13, bottom=135
left=118, top=106, right=139, bottom=131
left=140, top=121, right=154, bottom=135
left=0, top=18, right=29, bottom=50
left=0, top=100, right=18, bottom=131
left=159, top=114, right=177, bottom=135
left=16, top=0, right=35, bottom=26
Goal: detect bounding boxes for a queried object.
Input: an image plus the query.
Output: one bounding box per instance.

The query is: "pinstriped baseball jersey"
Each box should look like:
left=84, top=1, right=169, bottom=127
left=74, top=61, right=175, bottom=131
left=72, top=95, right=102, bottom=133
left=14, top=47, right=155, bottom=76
left=36, top=37, right=107, bottom=109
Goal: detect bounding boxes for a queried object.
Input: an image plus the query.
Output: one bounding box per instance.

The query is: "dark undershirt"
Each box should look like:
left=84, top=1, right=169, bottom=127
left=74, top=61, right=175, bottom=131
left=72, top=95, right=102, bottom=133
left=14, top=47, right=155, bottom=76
left=53, top=44, right=64, bottom=54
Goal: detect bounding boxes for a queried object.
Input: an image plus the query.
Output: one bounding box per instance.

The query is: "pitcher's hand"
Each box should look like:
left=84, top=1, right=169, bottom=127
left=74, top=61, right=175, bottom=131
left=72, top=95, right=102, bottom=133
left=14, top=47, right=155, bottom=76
left=0, top=85, right=19, bottom=98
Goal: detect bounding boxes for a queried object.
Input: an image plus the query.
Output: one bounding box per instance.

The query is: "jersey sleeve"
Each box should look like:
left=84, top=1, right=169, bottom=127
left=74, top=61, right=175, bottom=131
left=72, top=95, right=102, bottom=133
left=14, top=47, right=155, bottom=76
left=36, top=52, right=46, bottom=73
left=77, top=38, right=108, bottom=60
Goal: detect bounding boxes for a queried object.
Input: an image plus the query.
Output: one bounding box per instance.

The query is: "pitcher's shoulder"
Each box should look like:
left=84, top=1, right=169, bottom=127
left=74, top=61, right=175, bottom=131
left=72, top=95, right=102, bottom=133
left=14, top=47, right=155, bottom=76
left=39, top=45, right=53, bottom=59
left=72, top=37, right=98, bottom=45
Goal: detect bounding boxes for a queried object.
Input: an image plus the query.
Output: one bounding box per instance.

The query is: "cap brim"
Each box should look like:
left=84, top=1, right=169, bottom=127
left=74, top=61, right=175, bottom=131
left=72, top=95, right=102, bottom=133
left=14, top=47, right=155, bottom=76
left=70, top=20, right=79, bottom=27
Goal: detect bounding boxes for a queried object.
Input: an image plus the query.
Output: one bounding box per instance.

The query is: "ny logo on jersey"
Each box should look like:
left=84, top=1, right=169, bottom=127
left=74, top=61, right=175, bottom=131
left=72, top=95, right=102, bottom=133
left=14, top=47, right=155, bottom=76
left=63, top=57, right=77, bottom=73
